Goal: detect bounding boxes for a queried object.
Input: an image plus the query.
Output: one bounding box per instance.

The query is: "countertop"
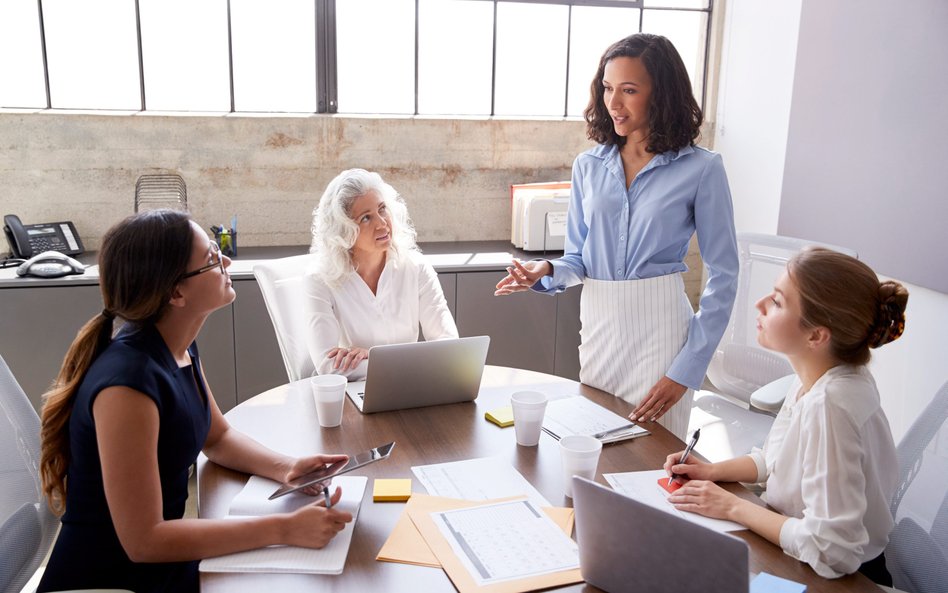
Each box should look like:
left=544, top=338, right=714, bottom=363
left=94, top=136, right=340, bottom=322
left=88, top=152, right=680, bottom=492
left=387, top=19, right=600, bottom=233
left=0, top=241, right=563, bottom=288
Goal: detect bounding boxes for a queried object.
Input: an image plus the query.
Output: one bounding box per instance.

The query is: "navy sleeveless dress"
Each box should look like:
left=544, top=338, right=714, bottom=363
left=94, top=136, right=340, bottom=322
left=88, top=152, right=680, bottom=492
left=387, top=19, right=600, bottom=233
left=38, top=323, right=211, bottom=593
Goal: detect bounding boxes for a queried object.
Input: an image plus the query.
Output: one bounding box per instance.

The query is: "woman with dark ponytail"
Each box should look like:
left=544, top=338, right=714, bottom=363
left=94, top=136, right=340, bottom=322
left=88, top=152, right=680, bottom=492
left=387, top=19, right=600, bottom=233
left=662, top=247, right=907, bottom=584
left=38, top=210, right=352, bottom=593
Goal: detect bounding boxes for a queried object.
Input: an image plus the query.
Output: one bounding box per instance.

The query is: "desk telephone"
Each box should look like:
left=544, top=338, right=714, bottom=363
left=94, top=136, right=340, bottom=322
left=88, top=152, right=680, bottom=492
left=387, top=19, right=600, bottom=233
left=3, top=214, right=86, bottom=278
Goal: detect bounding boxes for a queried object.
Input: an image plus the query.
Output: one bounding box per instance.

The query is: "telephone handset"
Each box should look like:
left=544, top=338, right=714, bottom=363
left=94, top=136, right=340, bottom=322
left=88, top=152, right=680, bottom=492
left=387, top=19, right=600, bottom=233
left=16, top=251, right=86, bottom=278
left=3, top=214, right=84, bottom=260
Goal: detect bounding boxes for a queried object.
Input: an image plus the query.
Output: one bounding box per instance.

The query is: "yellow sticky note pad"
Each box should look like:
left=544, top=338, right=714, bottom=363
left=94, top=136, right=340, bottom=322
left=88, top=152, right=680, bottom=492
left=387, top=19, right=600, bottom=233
left=485, top=405, right=514, bottom=428
left=373, top=479, right=413, bottom=502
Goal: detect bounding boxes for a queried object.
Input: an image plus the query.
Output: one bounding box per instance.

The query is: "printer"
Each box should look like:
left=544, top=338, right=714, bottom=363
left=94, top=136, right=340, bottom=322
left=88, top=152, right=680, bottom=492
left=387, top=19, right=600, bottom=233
left=510, top=182, right=570, bottom=252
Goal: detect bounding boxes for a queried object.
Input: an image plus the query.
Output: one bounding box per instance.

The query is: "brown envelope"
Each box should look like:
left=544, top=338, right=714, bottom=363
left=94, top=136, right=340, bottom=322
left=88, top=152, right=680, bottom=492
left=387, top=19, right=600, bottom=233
left=376, top=493, right=575, bottom=568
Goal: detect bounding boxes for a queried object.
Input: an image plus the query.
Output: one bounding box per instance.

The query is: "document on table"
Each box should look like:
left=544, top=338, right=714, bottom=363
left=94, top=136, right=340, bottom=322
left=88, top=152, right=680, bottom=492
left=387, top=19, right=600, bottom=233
left=199, top=475, right=367, bottom=574
left=542, top=395, right=649, bottom=444
left=429, top=499, right=580, bottom=586
left=412, top=456, right=551, bottom=508
left=603, top=470, right=744, bottom=533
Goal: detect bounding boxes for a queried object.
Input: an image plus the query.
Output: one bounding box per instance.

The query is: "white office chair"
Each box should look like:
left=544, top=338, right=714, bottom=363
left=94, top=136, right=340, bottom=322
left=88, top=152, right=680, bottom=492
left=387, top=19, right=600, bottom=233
left=253, top=254, right=317, bottom=383
left=883, top=380, right=948, bottom=593
left=0, top=355, right=132, bottom=593
left=688, top=233, right=857, bottom=462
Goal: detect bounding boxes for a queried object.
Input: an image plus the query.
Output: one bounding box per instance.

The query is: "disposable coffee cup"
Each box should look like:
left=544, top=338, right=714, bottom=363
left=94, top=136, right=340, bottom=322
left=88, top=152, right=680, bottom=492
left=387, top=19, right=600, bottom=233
left=311, top=374, right=347, bottom=428
left=559, top=435, right=602, bottom=497
left=510, top=391, right=548, bottom=447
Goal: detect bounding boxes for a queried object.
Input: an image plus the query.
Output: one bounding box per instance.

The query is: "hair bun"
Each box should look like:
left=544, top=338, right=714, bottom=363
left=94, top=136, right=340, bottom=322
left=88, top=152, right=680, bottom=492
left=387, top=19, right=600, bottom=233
left=868, top=281, right=909, bottom=348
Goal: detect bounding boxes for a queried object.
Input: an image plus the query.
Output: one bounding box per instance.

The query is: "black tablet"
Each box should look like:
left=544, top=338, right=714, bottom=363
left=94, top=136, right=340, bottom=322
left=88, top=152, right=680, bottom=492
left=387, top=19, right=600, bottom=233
left=268, top=441, right=396, bottom=500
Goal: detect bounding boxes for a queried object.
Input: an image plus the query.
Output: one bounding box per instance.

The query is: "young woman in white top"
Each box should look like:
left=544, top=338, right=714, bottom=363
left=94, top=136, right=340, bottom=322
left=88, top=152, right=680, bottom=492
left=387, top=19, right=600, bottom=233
left=305, top=169, right=458, bottom=380
left=663, top=247, right=908, bottom=584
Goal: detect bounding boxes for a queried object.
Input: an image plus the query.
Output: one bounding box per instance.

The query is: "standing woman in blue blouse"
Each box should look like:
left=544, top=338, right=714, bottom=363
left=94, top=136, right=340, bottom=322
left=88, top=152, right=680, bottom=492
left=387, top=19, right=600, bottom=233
left=496, top=34, right=738, bottom=440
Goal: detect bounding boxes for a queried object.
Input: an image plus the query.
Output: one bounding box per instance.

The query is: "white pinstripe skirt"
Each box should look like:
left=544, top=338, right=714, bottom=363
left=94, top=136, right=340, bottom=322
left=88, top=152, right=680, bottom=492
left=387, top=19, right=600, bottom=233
left=578, top=274, right=695, bottom=440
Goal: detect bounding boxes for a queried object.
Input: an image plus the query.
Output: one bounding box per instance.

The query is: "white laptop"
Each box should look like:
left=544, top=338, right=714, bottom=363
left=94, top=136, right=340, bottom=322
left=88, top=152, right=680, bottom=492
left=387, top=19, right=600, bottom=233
left=571, top=476, right=750, bottom=593
left=345, top=336, right=490, bottom=414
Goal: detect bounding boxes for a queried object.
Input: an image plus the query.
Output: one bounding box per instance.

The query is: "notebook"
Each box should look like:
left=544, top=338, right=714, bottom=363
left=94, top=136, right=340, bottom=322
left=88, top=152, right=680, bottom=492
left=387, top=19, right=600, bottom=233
left=345, top=336, right=490, bottom=413
left=199, top=475, right=367, bottom=574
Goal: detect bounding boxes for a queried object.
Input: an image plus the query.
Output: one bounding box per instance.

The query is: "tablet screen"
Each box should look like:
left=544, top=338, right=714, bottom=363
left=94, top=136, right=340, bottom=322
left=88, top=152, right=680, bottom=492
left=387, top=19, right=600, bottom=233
left=268, top=441, right=396, bottom=500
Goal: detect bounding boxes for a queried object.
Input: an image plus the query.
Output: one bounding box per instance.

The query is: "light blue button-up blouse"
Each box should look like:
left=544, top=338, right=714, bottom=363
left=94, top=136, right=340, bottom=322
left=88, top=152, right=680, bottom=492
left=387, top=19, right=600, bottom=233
left=534, top=143, right=739, bottom=390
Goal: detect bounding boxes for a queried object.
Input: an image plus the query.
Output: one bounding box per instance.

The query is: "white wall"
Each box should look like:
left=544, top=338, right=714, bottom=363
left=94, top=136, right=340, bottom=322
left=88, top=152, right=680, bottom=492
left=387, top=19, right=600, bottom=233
left=717, top=0, right=948, bottom=442
left=712, top=0, right=801, bottom=234
left=779, top=0, right=948, bottom=294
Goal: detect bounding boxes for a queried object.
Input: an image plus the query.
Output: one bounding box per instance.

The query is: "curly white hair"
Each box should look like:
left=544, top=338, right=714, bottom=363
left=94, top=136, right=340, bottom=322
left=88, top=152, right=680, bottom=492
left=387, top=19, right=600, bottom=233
left=309, top=168, right=417, bottom=286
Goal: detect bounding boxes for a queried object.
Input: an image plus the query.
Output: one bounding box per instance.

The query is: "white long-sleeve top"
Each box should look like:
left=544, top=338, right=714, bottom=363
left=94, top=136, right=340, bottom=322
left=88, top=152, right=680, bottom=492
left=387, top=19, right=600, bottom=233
left=303, top=250, right=459, bottom=380
left=747, top=365, right=898, bottom=578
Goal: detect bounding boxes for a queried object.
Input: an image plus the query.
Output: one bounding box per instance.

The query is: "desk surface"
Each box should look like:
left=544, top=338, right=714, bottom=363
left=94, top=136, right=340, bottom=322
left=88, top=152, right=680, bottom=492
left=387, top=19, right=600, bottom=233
left=0, top=241, right=558, bottom=287
left=197, top=366, right=879, bottom=593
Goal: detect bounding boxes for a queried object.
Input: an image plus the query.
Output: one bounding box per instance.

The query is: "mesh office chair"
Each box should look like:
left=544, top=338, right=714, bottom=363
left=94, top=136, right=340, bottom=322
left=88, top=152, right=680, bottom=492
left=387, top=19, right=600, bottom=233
left=253, top=255, right=317, bottom=383
left=885, top=380, right=948, bottom=593
left=688, top=233, right=857, bottom=461
left=0, top=354, right=57, bottom=593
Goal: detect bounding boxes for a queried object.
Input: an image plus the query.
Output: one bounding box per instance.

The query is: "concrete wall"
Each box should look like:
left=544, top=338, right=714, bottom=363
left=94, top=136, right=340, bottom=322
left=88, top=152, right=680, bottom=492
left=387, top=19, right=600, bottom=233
left=0, top=111, right=707, bottom=304
left=0, top=113, right=586, bottom=247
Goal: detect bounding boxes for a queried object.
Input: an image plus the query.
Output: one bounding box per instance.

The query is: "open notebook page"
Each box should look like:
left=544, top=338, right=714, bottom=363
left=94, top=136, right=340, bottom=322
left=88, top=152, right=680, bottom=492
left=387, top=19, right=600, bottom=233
left=199, top=475, right=367, bottom=574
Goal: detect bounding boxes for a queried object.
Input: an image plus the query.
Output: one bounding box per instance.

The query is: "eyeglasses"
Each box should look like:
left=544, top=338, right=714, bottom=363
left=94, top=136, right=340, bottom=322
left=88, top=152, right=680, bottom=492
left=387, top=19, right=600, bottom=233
left=179, top=243, right=225, bottom=280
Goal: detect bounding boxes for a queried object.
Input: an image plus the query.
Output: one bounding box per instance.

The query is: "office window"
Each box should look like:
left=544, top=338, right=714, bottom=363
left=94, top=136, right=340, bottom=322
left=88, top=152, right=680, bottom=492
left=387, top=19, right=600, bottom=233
left=2, top=0, right=713, bottom=117
left=642, top=8, right=708, bottom=103
left=417, top=0, right=494, bottom=116
left=231, top=0, right=317, bottom=112
left=494, top=2, right=570, bottom=117
left=0, top=1, right=47, bottom=108
left=336, top=0, right=415, bottom=115
left=43, top=0, right=140, bottom=110
left=644, top=0, right=709, bottom=8
left=139, top=0, right=230, bottom=112
left=567, top=5, right=641, bottom=117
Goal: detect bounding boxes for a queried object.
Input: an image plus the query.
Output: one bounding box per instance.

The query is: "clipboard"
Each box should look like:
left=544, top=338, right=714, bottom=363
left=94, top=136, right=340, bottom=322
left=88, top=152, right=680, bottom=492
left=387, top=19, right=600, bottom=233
left=408, top=497, right=583, bottom=593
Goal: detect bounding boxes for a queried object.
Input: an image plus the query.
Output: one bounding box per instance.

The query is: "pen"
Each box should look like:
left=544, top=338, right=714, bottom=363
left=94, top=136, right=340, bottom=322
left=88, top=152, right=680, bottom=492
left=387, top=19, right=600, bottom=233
left=668, top=428, right=700, bottom=485
left=323, top=485, right=332, bottom=509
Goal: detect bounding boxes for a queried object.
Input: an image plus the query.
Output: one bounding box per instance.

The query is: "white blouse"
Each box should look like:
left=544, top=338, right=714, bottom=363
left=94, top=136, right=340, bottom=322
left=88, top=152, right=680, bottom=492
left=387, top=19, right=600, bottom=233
left=747, top=365, right=898, bottom=578
left=303, top=250, right=458, bottom=380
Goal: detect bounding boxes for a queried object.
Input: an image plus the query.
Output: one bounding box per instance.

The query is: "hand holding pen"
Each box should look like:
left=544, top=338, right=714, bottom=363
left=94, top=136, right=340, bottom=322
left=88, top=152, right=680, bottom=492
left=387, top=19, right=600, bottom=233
left=665, top=428, right=701, bottom=485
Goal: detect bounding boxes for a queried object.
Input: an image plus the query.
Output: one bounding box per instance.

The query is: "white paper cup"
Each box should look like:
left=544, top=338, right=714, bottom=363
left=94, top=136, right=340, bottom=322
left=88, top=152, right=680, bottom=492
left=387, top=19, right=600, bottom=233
left=311, top=374, right=347, bottom=428
left=510, top=391, right=548, bottom=446
left=559, top=435, right=602, bottom=498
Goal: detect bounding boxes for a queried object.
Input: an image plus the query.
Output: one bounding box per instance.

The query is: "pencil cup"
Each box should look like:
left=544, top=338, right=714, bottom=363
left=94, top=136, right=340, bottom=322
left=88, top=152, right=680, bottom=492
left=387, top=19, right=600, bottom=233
left=559, top=435, right=602, bottom=498
left=510, top=391, right=548, bottom=446
left=311, top=374, right=347, bottom=428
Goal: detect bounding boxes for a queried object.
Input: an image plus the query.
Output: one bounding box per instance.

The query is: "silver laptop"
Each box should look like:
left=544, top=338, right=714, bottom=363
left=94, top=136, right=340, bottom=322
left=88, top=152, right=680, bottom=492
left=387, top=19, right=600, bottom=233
left=572, top=476, right=750, bottom=593
left=345, top=336, right=490, bottom=414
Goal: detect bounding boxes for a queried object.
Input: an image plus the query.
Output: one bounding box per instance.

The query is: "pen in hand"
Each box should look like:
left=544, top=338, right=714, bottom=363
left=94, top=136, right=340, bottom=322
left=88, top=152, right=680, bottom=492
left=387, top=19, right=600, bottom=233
left=668, top=428, right=700, bottom=485
left=323, top=485, right=332, bottom=509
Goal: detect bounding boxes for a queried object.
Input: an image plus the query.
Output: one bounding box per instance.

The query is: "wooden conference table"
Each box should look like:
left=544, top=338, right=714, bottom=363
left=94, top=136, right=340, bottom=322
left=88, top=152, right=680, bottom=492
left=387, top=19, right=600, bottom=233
left=197, top=366, right=880, bottom=593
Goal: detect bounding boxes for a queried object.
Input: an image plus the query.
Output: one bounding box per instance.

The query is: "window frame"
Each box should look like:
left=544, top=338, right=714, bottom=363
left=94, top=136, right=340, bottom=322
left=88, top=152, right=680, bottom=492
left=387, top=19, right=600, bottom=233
left=22, top=0, right=713, bottom=116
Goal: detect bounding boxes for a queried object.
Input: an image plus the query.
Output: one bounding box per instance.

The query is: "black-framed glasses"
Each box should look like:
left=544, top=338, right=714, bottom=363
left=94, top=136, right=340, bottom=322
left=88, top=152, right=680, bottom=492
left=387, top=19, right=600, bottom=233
left=179, top=243, right=225, bottom=280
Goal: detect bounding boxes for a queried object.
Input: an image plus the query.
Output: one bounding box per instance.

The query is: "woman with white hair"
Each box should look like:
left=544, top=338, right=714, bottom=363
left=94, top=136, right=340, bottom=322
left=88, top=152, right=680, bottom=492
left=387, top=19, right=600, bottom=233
left=304, top=169, right=458, bottom=380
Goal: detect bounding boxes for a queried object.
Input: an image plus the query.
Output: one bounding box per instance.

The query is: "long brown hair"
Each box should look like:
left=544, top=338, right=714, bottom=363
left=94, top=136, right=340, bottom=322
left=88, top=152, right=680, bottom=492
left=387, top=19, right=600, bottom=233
left=787, top=247, right=909, bottom=366
left=40, top=210, right=194, bottom=514
left=584, top=33, right=702, bottom=153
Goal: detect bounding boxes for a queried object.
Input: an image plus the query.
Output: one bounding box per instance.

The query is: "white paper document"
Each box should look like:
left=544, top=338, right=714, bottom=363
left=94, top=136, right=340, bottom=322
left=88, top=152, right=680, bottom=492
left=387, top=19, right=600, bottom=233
left=543, top=396, right=649, bottom=443
left=604, top=470, right=745, bottom=533
left=412, top=456, right=551, bottom=508
left=199, top=475, right=367, bottom=574
left=432, top=499, right=580, bottom=586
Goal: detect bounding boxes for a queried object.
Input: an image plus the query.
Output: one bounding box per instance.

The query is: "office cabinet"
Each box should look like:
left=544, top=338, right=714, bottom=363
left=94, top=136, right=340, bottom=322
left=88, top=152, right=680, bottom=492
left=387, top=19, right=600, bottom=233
left=455, top=272, right=557, bottom=374
left=0, top=245, right=581, bottom=414
left=0, top=285, right=103, bottom=411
